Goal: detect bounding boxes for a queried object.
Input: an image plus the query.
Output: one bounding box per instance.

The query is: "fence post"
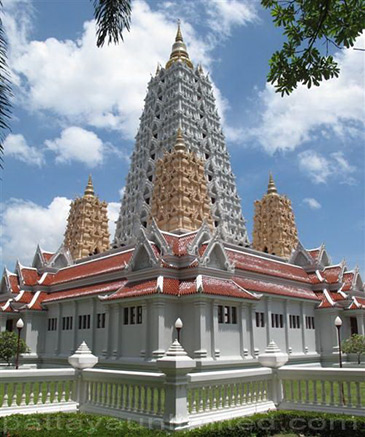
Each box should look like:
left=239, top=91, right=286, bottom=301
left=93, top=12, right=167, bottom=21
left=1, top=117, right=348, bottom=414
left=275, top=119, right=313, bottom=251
left=157, top=340, right=196, bottom=431
left=258, top=340, right=288, bottom=406
left=68, top=341, right=98, bottom=407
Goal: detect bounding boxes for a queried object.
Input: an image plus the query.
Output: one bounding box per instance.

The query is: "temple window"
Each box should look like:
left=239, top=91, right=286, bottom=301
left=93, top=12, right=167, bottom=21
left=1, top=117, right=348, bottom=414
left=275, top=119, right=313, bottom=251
left=62, top=316, right=73, bottom=330
left=305, top=316, right=315, bottom=330
left=255, top=312, right=265, bottom=327
left=218, top=305, right=237, bottom=324
left=271, top=313, right=284, bottom=328
left=289, top=315, right=300, bottom=329
left=78, top=314, right=91, bottom=330
left=47, top=318, right=58, bottom=331
left=124, top=306, right=143, bottom=325
left=97, top=313, right=106, bottom=329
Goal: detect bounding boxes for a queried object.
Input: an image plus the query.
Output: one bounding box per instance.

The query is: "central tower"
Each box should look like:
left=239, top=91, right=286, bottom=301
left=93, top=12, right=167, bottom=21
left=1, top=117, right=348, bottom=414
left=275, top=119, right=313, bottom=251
left=114, top=24, right=249, bottom=247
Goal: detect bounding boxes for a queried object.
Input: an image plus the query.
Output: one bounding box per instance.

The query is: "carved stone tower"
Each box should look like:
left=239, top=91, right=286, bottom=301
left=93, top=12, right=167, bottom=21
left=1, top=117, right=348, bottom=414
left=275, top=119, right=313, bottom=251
left=150, top=129, right=213, bottom=233
left=114, top=23, right=249, bottom=246
left=252, top=174, right=298, bottom=259
left=64, top=176, right=110, bottom=260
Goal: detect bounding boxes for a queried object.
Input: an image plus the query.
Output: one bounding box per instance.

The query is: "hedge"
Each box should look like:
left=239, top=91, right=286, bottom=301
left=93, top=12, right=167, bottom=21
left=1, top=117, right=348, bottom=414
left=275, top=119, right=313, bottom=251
left=0, top=410, right=365, bottom=436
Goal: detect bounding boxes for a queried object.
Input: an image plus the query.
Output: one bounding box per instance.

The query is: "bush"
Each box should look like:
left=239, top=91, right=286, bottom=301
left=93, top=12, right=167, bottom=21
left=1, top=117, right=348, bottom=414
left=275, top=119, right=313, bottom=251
left=0, top=331, right=29, bottom=366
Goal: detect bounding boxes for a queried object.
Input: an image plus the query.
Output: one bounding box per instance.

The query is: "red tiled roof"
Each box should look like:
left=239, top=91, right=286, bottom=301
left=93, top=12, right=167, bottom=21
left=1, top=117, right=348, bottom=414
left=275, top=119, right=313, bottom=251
left=14, top=291, right=34, bottom=305
left=50, top=251, right=133, bottom=285
left=8, top=275, right=21, bottom=294
left=202, top=276, right=257, bottom=299
left=322, top=265, right=343, bottom=284
left=308, top=272, right=322, bottom=285
left=20, top=267, right=39, bottom=286
left=162, top=232, right=197, bottom=256
left=42, top=252, right=54, bottom=262
left=104, top=279, right=159, bottom=300
left=104, top=275, right=258, bottom=300
left=234, top=276, right=319, bottom=301
left=342, top=272, right=354, bottom=291
left=318, top=296, right=334, bottom=309
left=43, top=280, right=127, bottom=303
left=308, top=249, right=320, bottom=262
left=227, top=250, right=310, bottom=283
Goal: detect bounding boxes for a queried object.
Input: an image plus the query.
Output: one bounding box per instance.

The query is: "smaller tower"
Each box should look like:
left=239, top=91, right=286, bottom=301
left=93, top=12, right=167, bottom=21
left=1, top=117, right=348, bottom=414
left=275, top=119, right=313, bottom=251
left=149, top=129, right=213, bottom=233
left=64, top=176, right=110, bottom=260
left=252, top=174, right=298, bottom=259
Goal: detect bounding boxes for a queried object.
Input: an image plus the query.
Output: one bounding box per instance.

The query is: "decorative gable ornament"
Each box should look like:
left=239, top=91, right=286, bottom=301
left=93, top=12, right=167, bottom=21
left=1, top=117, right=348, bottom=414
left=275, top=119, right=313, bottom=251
left=126, top=228, right=160, bottom=272
left=199, top=235, right=234, bottom=272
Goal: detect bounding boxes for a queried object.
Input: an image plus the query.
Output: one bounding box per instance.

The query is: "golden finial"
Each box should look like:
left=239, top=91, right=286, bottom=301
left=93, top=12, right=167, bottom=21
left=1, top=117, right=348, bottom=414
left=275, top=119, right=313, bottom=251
left=166, top=20, right=193, bottom=69
left=174, top=127, right=186, bottom=152
left=176, top=19, right=183, bottom=42
left=84, top=174, right=95, bottom=197
left=267, top=172, right=278, bottom=195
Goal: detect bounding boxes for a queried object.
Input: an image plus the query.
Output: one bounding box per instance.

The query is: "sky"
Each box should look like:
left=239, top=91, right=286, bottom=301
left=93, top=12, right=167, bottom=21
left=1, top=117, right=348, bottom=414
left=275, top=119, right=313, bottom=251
left=1, top=0, right=364, bottom=276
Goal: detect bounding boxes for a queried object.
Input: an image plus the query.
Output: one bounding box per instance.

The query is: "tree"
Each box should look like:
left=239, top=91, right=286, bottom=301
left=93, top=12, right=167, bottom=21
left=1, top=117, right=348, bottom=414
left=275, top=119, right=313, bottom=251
left=93, top=0, right=132, bottom=47
left=0, top=0, right=12, bottom=165
left=342, top=334, right=365, bottom=365
left=261, top=0, right=365, bottom=95
left=0, top=331, right=29, bottom=366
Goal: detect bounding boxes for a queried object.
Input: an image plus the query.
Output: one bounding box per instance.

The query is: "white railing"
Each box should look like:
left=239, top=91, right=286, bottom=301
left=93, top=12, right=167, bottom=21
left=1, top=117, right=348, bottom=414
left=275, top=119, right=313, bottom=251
left=80, top=368, right=165, bottom=427
left=187, top=368, right=275, bottom=426
left=1, top=359, right=365, bottom=429
left=0, top=368, right=77, bottom=416
left=278, top=366, right=365, bottom=415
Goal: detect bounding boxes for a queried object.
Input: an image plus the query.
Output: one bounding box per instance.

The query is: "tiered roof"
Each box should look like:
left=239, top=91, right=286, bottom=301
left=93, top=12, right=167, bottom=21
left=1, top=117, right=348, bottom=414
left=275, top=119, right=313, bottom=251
left=1, top=226, right=363, bottom=315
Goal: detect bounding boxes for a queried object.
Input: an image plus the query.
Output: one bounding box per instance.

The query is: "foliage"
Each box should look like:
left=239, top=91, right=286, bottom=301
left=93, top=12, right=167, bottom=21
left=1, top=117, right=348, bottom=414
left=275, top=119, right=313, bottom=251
left=92, top=0, right=132, bottom=47
left=342, top=333, right=365, bottom=364
left=261, top=0, right=365, bottom=95
left=0, top=331, right=28, bottom=365
left=0, top=0, right=12, bottom=164
left=180, top=410, right=365, bottom=436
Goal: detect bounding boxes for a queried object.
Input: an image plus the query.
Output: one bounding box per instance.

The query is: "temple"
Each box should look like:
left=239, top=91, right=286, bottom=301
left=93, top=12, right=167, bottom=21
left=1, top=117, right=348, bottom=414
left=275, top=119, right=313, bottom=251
left=0, top=25, right=364, bottom=369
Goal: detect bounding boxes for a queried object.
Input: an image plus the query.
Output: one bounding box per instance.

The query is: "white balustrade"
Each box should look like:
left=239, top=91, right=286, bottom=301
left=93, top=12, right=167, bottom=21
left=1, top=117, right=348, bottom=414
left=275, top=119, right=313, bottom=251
left=0, top=368, right=77, bottom=416
left=80, top=368, right=165, bottom=425
left=278, top=366, right=365, bottom=415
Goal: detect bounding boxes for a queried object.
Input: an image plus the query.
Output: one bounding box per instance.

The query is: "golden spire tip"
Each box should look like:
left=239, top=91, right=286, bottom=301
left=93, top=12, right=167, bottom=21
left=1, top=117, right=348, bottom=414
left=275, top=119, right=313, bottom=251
left=267, top=172, right=277, bottom=195
left=84, top=174, right=95, bottom=196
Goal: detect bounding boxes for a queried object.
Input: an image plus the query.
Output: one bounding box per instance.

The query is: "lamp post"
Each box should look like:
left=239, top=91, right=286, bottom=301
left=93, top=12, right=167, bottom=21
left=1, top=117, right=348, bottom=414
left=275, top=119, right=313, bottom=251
left=15, top=318, right=24, bottom=370
left=335, top=316, right=343, bottom=368
left=175, top=318, right=183, bottom=343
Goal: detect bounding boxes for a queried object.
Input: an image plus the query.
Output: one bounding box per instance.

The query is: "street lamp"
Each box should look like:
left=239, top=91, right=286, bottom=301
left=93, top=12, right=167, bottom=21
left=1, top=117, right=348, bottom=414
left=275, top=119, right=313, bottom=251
left=335, top=316, right=343, bottom=368
left=15, top=318, right=24, bottom=370
left=175, top=318, right=183, bottom=343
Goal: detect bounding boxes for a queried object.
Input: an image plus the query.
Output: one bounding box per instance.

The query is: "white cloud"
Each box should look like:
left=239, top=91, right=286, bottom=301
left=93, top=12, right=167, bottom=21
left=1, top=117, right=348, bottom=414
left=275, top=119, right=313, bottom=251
left=250, top=34, right=365, bottom=153
left=298, top=150, right=356, bottom=184
left=302, top=198, right=322, bottom=210
left=1, top=197, right=71, bottom=268
left=44, top=127, right=106, bottom=167
left=8, top=1, right=215, bottom=139
left=107, top=202, right=120, bottom=238
left=205, top=0, right=258, bottom=36
left=3, top=133, right=44, bottom=166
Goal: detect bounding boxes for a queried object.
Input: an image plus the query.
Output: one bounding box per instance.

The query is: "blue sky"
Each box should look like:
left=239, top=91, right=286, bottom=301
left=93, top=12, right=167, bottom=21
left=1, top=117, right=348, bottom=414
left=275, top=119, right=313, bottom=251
left=1, top=0, right=364, bottom=276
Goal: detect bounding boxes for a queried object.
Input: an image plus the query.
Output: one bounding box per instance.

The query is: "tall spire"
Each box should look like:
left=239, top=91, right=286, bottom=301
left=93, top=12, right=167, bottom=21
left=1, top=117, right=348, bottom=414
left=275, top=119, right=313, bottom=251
left=64, top=177, right=110, bottom=260
left=149, top=129, right=213, bottom=233
left=267, top=173, right=278, bottom=195
left=253, top=175, right=298, bottom=260
left=166, top=21, right=193, bottom=69
left=84, top=175, right=95, bottom=197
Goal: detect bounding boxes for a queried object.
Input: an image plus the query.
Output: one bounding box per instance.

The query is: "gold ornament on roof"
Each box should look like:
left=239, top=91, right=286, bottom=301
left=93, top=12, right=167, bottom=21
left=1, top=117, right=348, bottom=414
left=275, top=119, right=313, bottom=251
left=150, top=129, right=213, bottom=233
left=166, top=21, right=193, bottom=70
left=252, top=173, right=298, bottom=260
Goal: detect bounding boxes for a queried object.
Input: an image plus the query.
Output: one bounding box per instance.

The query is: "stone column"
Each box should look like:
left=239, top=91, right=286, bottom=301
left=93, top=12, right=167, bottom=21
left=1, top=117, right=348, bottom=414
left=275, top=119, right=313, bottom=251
left=194, top=299, right=208, bottom=359
left=102, top=305, right=111, bottom=358
left=211, top=300, right=219, bottom=359
left=112, top=304, right=119, bottom=359
left=240, top=303, right=250, bottom=359
left=357, top=314, right=365, bottom=335
left=152, top=298, right=165, bottom=358
left=266, top=297, right=272, bottom=343
left=284, top=300, right=290, bottom=354
left=300, top=302, right=307, bottom=354
left=249, top=305, right=256, bottom=358
left=56, top=303, right=62, bottom=355
left=140, top=301, right=147, bottom=358
left=91, top=299, right=96, bottom=353
left=157, top=340, right=196, bottom=431
left=72, top=301, right=79, bottom=353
